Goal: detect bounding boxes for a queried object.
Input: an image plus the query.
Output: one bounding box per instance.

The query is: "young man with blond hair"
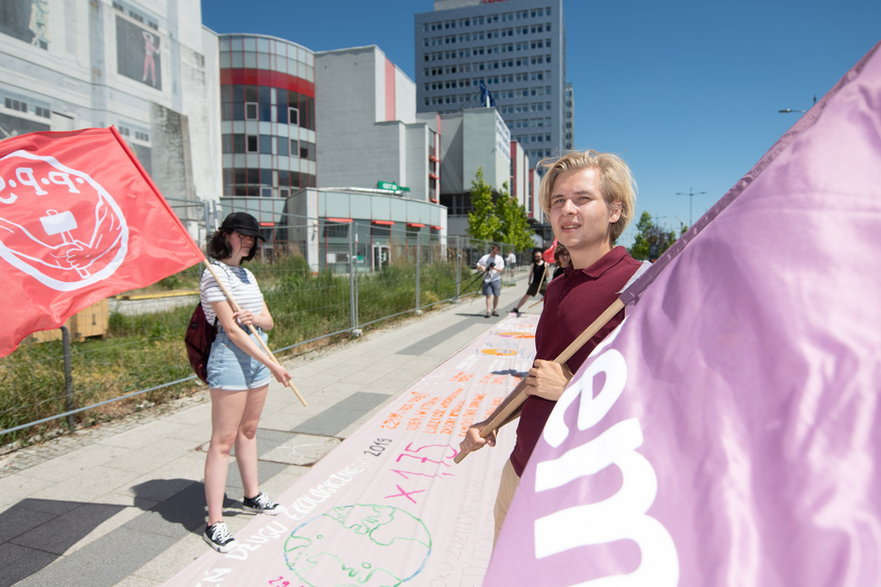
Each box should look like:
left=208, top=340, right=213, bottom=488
left=460, top=150, right=642, bottom=540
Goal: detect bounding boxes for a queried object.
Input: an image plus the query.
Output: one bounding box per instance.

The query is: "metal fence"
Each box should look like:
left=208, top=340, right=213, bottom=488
left=0, top=202, right=524, bottom=443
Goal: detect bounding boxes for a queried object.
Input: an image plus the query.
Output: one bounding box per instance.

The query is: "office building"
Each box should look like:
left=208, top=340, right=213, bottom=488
left=314, top=45, right=442, bottom=205
left=438, top=106, right=536, bottom=236
left=415, top=0, right=568, bottom=165
left=219, top=42, right=447, bottom=269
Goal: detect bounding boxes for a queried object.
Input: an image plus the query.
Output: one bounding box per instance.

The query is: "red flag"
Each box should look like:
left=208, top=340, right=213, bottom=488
left=0, top=127, right=205, bottom=356
left=542, top=238, right=557, bottom=264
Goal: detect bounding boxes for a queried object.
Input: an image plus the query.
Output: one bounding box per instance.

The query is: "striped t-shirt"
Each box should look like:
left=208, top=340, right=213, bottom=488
left=199, top=260, right=265, bottom=326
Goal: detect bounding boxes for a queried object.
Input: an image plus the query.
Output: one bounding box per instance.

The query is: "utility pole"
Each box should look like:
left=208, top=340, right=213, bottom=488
left=676, top=187, right=707, bottom=225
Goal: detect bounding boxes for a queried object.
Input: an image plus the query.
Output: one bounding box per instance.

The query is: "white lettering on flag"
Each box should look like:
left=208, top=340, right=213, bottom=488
left=533, top=339, right=678, bottom=584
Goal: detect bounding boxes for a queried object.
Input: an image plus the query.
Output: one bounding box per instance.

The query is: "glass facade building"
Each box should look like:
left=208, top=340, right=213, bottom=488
left=219, top=34, right=317, bottom=199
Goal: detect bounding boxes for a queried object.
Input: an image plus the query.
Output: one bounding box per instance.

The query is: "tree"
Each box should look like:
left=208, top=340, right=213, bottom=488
left=495, top=182, right=536, bottom=251
left=629, top=212, right=681, bottom=262
left=466, top=168, right=501, bottom=242
left=467, top=168, right=535, bottom=250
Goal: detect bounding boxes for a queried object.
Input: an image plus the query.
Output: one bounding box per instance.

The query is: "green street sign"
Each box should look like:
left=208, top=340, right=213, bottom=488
left=377, top=181, right=411, bottom=192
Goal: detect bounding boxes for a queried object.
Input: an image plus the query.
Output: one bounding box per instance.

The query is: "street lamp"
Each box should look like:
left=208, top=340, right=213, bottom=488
left=676, top=187, right=706, bottom=225
left=778, top=95, right=817, bottom=114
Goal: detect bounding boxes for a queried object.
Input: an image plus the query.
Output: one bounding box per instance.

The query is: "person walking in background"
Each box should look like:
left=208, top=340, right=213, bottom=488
left=460, top=150, right=642, bottom=541
left=200, top=212, right=292, bottom=553
left=552, top=243, right=571, bottom=279
left=511, top=248, right=548, bottom=317
left=476, top=244, right=505, bottom=318
left=505, top=249, right=517, bottom=280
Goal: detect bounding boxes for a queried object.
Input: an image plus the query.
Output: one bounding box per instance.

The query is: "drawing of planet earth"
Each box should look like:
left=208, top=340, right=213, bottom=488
left=283, top=504, right=432, bottom=586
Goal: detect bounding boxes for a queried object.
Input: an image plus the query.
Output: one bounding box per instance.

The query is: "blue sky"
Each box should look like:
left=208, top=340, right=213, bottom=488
left=201, top=0, right=880, bottom=247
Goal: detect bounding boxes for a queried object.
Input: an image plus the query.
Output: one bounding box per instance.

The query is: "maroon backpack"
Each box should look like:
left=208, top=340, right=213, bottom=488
left=185, top=303, right=217, bottom=383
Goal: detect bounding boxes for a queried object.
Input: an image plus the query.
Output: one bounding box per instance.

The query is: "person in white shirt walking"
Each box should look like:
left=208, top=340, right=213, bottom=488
left=476, top=245, right=505, bottom=318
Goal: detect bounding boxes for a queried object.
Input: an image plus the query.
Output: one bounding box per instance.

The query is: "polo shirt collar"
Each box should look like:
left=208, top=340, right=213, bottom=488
left=564, top=246, right=627, bottom=279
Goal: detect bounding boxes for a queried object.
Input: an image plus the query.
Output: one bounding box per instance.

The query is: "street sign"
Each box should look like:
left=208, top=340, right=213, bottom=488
left=377, top=181, right=411, bottom=192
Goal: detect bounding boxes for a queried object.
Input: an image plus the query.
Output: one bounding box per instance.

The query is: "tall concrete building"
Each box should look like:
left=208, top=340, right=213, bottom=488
left=415, top=0, right=568, bottom=166
left=0, top=0, right=221, bottom=233
left=438, top=106, right=537, bottom=236
left=314, top=45, right=442, bottom=205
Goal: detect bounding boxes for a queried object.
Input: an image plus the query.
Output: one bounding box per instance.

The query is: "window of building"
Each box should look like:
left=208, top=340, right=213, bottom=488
left=260, top=134, right=273, bottom=154
left=299, top=140, right=315, bottom=161
left=288, top=107, right=299, bottom=126
left=4, top=98, right=27, bottom=112
left=324, top=223, right=349, bottom=238
left=246, top=135, right=258, bottom=152
left=245, top=102, right=258, bottom=120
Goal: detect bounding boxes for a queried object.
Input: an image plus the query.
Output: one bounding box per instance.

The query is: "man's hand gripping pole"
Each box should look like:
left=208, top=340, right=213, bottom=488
left=454, top=297, right=624, bottom=464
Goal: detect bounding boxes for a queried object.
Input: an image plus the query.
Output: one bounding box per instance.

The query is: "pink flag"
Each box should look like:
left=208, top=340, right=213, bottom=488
left=0, top=127, right=205, bottom=356
left=486, top=41, right=881, bottom=585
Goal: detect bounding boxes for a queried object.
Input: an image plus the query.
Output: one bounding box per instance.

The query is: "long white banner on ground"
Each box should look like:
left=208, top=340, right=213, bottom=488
left=165, top=314, right=538, bottom=587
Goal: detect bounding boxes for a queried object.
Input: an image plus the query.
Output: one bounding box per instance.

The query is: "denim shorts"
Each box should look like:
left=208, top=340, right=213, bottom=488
left=206, top=326, right=271, bottom=391
left=482, top=279, right=501, bottom=296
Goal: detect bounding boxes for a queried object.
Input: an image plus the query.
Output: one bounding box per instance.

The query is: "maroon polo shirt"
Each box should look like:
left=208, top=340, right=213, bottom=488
left=510, top=246, right=642, bottom=476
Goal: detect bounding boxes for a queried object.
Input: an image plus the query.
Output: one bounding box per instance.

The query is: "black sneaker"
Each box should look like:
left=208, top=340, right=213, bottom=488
left=514, top=308, right=522, bottom=317
left=204, top=521, right=237, bottom=553
left=492, top=311, right=499, bottom=316
left=242, top=491, right=279, bottom=515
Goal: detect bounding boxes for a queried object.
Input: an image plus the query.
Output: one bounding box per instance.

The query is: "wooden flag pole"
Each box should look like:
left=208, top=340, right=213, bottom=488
left=203, top=260, right=308, bottom=406
left=454, top=297, right=624, bottom=463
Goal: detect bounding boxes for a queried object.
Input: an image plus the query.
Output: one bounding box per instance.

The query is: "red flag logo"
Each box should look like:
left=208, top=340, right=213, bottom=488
left=0, top=127, right=205, bottom=356
left=0, top=149, right=128, bottom=290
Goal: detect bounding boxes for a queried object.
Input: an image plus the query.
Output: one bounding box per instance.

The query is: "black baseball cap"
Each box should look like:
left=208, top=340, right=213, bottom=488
left=220, top=212, right=264, bottom=240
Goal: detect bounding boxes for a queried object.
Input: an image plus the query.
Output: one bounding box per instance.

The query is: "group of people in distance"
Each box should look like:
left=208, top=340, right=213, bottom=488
left=463, top=149, right=642, bottom=541
left=197, top=147, right=641, bottom=554
left=477, top=241, right=571, bottom=319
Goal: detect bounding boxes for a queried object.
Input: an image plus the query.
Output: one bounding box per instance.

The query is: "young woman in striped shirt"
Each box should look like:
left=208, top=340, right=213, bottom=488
left=199, top=212, right=292, bottom=553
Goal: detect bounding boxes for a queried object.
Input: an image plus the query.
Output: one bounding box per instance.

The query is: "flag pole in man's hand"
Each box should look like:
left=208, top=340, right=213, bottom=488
left=455, top=260, right=649, bottom=463
left=202, top=259, right=307, bottom=407
left=454, top=297, right=623, bottom=463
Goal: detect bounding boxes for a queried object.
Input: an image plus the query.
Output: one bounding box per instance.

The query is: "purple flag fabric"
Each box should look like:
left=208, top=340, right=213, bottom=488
left=486, top=41, right=881, bottom=586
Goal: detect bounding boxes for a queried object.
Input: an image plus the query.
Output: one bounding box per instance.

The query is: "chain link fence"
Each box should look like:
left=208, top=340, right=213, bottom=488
left=0, top=199, right=525, bottom=446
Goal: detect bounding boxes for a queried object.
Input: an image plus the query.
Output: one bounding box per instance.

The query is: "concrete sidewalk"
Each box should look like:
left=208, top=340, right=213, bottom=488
left=0, top=275, right=533, bottom=586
